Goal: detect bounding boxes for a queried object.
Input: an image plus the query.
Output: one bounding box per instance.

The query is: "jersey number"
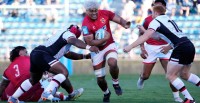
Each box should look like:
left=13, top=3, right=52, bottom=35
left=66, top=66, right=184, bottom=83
left=168, top=20, right=182, bottom=32
left=13, top=64, right=20, bottom=77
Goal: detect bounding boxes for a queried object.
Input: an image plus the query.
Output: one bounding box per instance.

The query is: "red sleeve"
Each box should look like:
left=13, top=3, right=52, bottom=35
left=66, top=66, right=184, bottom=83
left=3, top=69, right=9, bottom=80
left=82, top=18, right=93, bottom=36
left=101, top=10, right=115, bottom=20
left=142, top=15, right=153, bottom=29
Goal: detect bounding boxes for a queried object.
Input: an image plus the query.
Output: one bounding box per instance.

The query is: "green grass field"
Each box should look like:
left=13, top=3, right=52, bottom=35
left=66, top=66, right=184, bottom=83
left=1, top=74, right=200, bottom=103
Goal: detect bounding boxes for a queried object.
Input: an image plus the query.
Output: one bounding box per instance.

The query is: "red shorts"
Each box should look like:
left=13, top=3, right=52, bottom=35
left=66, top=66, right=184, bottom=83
left=1, top=83, right=44, bottom=102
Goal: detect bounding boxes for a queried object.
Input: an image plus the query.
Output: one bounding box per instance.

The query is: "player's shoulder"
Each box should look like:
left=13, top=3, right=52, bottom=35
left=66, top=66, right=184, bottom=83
left=14, top=56, right=30, bottom=62
left=145, top=15, right=153, bottom=21
left=98, top=9, right=113, bottom=15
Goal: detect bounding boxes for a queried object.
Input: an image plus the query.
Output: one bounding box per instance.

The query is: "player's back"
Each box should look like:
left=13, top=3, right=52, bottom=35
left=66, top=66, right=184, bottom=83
left=3, top=56, right=30, bottom=94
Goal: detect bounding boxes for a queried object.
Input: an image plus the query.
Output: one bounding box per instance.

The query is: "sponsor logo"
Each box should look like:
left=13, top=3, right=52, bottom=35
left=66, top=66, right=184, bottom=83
left=82, top=26, right=89, bottom=34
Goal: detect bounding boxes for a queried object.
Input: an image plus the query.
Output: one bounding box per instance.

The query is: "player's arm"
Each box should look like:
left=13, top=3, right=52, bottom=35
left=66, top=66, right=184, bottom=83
left=124, top=29, right=155, bottom=52
left=67, top=37, right=99, bottom=53
left=0, top=78, right=10, bottom=97
left=84, top=31, right=110, bottom=46
left=112, top=14, right=130, bottom=29
left=64, top=51, right=91, bottom=60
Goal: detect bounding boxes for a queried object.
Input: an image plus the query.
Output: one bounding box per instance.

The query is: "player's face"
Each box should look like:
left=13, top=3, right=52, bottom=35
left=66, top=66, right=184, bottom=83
left=19, top=49, right=28, bottom=56
left=152, top=11, right=158, bottom=18
left=86, top=8, right=98, bottom=20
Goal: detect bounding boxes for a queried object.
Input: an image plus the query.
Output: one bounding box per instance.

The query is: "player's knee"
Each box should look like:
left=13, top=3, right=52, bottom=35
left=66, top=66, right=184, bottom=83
left=107, top=58, right=117, bottom=68
left=97, top=76, right=105, bottom=84
left=166, top=73, right=172, bottom=80
left=60, top=69, right=69, bottom=77
left=180, top=72, right=189, bottom=80
left=94, top=67, right=106, bottom=77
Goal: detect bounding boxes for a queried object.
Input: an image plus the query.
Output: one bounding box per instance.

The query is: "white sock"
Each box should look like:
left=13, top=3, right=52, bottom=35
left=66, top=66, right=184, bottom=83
left=187, top=73, right=200, bottom=87
left=172, top=78, right=193, bottom=100
left=172, top=91, right=180, bottom=98
left=112, top=78, right=119, bottom=85
left=12, top=79, right=32, bottom=98
left=55, top=92, right=67, bottom=101
left=44, top=74, right=66, bottom=93
left=103, top=89, right=109, bottom=95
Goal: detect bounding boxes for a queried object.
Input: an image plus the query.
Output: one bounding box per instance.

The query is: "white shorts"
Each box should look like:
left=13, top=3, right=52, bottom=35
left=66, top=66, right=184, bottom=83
left=143, top=44, right=172, bottom=63
left=91, top=43, right=118, bottom=66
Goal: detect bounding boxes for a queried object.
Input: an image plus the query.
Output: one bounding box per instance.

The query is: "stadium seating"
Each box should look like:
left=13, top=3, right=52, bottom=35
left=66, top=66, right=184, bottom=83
left=0, top=1, right=200, bottom=61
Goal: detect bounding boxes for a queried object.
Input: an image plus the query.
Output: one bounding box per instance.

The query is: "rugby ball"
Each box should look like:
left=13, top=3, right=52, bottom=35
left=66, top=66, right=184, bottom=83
left=95, top=28, right=105, bottom=40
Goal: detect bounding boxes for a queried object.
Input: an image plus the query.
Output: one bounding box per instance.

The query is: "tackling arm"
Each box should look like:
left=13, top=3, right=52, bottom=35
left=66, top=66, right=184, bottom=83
left=124, top=29, right=155, bottom=52
left=64, top=51, right=91, bottom=60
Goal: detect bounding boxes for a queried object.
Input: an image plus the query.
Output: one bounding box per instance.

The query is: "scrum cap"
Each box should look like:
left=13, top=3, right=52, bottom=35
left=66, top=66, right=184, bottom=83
left=68, top=25, right=81, bottom=38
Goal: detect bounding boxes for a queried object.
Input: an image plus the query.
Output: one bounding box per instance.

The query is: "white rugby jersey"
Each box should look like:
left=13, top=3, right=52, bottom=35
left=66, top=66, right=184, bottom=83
left=148, top=15, right=187, bottom=46
left=43, top=29, right=76, bottom=59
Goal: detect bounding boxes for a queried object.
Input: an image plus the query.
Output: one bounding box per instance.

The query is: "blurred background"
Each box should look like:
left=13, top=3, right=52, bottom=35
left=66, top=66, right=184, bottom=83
left=0, top=0, right=199, bottom=74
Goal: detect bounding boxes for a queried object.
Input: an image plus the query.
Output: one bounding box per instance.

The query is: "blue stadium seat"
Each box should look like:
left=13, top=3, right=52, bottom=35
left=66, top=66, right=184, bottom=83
left=28, top=23, right=36, bottom=29
left=196, top=48, right=200, bottom=54
left=4, top=23, right=11, bottom=29
left=194, top=16, right=200, bottom=21
left=183, top=22, right=192, bottom=28
left=176, top=22, right=183, bottom=28
left=192, top=22, right=200, bottom=28
left=186, top=16, right=194, bottom=21
left=20, top=23, right=28, bottom=28
left=17, top=29, right=25, bottom=35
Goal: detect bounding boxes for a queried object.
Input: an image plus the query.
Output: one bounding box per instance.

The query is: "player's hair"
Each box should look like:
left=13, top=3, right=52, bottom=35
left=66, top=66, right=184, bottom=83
left=84, top=0, right=99, bottom=10
left=154, top=0, right=166, bottom=7
left=10, top=46, right=26, bottom=62
left=153, top=5, right=166, bottom=15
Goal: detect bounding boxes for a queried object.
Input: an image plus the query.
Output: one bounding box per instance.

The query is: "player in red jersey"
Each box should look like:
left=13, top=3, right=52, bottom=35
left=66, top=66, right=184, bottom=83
left=82, top=0, right=130, bottom=102
left=136, top=0, right=182, bottom=102
left=0, top=46, right=91, bottom=102
left=0, top=46, right=44, bottom=102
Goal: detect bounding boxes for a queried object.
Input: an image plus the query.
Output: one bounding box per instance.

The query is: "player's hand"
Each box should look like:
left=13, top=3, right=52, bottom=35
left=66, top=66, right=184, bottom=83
left=124, top=21, right=131, bottom=29
left=123, top=45, right=132, bottom=53
left=140, top=49, right=148, bottom=59
left=160, top=45, right=171, bottom=54
left=103, top=30, right=110, bottom=40
left=89, top=46, right=99, bottom=53
left=137, top=25, right=145, bottom=33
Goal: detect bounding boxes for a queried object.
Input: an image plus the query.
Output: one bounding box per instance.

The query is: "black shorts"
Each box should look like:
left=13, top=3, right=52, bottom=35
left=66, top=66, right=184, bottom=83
left=30, top=46, right=58, bottom=73
left=170, top=38, right=195, bottom=65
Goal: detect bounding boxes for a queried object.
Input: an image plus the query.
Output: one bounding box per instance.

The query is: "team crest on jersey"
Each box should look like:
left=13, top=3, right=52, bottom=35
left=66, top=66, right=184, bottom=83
left=93, top=26, right=96, bottom=29
left=100, top=18, right=106, bottom=24
left=82, top=26, right=89, bottom=35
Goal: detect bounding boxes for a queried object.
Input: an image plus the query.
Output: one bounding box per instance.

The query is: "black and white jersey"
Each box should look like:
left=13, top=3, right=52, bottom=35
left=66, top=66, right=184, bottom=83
left=148, top=15, right=187, bottom=46
left=42, top=29, right=76, bottom=59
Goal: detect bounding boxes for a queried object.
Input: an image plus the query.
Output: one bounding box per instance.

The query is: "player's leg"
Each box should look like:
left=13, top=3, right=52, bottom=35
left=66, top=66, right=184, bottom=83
left=45, top=62, right=83, bottom=101
left=166, top=61, right=194, bottom=102
left=137, top=63, right=155, bottom=89
left=8, top=72, right=43, bottom=103
left=91, top=51, right=111, bottom=102
left=180, top=65, right=200, bottom=87
left=94, top=63, right=111, bottom=102
left=106, top=51, right=123, bottom=96
left=160, top=59, right=182, bottom=102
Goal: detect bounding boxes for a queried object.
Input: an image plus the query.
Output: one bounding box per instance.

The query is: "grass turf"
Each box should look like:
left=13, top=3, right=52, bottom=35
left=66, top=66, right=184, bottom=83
left=1, top=74, right=200, bottom=103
